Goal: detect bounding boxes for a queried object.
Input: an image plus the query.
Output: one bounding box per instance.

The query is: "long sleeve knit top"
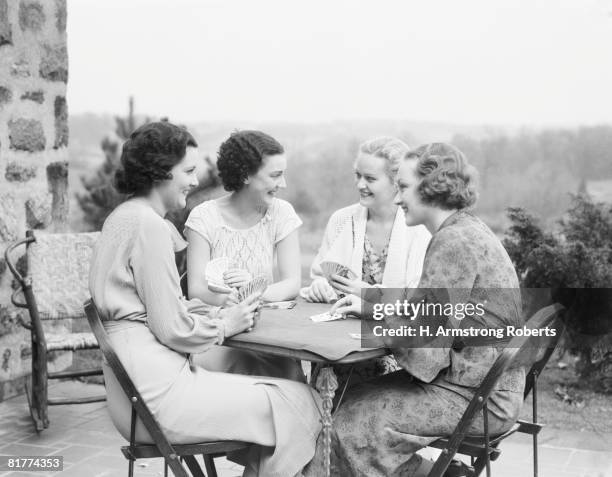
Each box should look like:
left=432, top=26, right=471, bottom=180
left=89, top=199, right=224, bottom=354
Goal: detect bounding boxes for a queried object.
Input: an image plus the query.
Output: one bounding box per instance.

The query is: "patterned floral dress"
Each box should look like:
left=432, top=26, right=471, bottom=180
left=333, top=236, right=400, bottom=394
left=305, top=210, right=525, bottom=477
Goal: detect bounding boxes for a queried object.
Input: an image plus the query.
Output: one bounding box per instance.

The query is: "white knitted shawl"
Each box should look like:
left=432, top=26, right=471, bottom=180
left=310, top=203, right=431, bottom=288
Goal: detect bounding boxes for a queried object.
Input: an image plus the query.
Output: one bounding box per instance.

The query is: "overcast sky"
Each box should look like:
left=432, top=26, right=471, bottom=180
left=67, top=0, right=612, bottom=126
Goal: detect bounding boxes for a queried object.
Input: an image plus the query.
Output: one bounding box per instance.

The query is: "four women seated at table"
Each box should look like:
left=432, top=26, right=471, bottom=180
left=90, top=121, right=525, bottom=477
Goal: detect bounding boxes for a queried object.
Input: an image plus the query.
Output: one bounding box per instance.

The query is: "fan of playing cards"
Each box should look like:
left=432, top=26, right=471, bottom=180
left=320, top=261, right=357, bottom=283
left=237, top=275, right=268, bottom=301
left=205, top=257, right=233, bottom=293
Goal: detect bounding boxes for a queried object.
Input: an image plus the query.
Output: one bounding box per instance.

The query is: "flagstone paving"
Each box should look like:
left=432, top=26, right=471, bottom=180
left=0, top=381, right=611, bottom=476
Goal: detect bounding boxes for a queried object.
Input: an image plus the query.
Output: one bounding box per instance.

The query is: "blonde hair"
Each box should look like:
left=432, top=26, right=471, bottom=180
left=358, top=137, right=411, bottom=179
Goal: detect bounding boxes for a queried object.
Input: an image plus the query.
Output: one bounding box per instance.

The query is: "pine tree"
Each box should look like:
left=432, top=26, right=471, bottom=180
left=77, top=97, right=147, bottom=230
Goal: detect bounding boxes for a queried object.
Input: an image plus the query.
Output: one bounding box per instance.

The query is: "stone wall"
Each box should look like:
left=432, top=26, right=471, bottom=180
left=0, top=0, right=70, bottom=401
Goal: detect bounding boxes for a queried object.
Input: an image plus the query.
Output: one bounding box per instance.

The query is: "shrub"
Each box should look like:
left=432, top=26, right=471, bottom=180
left=503, top=195, right=612, bottom=391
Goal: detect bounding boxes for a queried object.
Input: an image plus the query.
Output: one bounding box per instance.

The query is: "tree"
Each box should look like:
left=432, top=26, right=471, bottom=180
left=77, top=97, right=147, bottom=231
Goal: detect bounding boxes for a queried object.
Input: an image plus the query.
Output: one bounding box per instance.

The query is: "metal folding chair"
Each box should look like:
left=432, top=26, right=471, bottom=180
left=84, top=299, right=250, bottom=477
left=427, top=303, right=565, bottom=477
left=4, top=230, right=105, bottom=431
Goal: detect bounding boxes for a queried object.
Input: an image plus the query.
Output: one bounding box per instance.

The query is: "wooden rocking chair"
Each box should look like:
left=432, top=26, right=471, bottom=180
left=5, top=230, right=105, bottom=431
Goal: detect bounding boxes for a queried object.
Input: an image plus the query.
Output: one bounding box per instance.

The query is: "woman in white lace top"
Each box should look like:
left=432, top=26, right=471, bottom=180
left=185, top=130, right=302, bottom=307
left=185, top=130, right=305, bottom=380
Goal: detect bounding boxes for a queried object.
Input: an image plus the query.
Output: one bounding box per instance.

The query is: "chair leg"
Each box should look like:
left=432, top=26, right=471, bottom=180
left=24, top=381, right=44, bottom=432
left=128, top=407, right=137, bottom=477
left=30, top=333, right=48, bottom=431
left=203, top=454, right=217, bottom=477
left=183, top=455, right=205, bottom=477
left=128, top=458, right=134, bottom=477
left=471, top=455, right=488, bottom=477
left=164, top=460, right=168, bottom=477
left=483, top=402, right=491, bottom=477
left=532, top=372, right=539, bottom=477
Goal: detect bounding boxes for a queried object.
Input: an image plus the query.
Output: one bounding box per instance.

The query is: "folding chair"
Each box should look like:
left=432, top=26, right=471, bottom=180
left=427, top=303, right=565, bottom=477
left=84, top=299, right=251, bottom=477
left=4, top=230, right=105, bottom=431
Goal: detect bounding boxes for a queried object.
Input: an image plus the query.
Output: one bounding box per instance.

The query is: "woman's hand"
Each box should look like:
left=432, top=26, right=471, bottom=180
left=329, top=274, right=372, bottom=296
left=223, top=268, right=252, bottom=289
left=223, top=288, right=240, bottom=306
left=331, top=293, right=364, bottom=318
left=305, top=278, right=338, bottom=303
left=219, top=293, right=261, bottom=337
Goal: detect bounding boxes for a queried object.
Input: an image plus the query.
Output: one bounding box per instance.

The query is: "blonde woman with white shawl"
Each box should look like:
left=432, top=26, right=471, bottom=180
left=302, top=137, right=431, bottom=385
left=303, top=137, right=431, bottom=302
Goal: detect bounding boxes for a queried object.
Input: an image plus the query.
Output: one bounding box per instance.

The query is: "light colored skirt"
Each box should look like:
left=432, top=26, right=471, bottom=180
left=102, top=320, right=322, bottom=477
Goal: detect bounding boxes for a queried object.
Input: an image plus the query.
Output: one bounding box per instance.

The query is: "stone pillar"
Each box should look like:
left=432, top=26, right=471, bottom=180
left=0, top=0, right=69, bottom=401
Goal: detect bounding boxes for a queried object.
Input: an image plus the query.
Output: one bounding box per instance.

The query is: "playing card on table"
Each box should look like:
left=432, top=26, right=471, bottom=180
left=349, top=333, right=363, bottom=340
left=310, top=311, right=344, bottom=322
left=261, top=300, right=297, bottom=309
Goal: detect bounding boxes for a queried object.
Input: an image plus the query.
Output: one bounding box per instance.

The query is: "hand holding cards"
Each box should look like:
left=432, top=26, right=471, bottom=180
left=237, top=275, right=268, bottom=302
left=320, top=261, right=357, bottom=283
left=205, top=257, right=234, bottom=293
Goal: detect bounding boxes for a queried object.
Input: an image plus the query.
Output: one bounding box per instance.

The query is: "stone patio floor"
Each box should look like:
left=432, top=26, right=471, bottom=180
left=0, top=381, right=611, bottom=476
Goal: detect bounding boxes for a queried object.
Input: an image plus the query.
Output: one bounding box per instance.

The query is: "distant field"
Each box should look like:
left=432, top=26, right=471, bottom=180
left=68, top=113, right=612, bottom=238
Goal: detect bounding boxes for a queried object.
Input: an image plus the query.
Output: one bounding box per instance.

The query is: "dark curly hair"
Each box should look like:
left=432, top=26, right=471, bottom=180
left=217, top=130, right=284, bottom=192
left=114, top=121, right=198, bottom=196
left=407, top=142, right=479, bottom=210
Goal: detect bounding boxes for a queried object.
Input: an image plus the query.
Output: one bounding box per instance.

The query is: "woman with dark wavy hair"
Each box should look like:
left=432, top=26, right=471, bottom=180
left=89, top=122, right=321, bottom=477
left=305, top=143, right=524, bottom=477
left=184, top=129, right=305, bottom=379
left=185, top=130, right=301, bottom=305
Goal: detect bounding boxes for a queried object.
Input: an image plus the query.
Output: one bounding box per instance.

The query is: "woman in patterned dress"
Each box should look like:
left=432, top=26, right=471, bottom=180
left=302, top=137, right=431, bottom=385
left=185, top=130, right=304, bottom=379
left=304, top=142, right=525, bottom=477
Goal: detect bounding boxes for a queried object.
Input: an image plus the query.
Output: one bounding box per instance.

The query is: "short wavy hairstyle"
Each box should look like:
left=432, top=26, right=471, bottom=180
left=114, top=121, right=198, bottom=196
left=406, top=142, right=479, bottom=210
left=358, top=137, right=411, bottom=180
left=217, top=130, right=284, bottom=192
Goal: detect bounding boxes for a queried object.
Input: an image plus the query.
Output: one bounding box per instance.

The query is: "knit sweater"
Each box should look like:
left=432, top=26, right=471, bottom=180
left=89, top=199, right=224, bottom=354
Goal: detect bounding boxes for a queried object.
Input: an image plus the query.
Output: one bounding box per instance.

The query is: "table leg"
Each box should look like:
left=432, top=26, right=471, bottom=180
left=315, top=365, right=338, bottom=477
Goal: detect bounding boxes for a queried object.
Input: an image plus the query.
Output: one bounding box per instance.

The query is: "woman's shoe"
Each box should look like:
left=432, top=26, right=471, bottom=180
left=443, top=459, right=474, bottom=477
